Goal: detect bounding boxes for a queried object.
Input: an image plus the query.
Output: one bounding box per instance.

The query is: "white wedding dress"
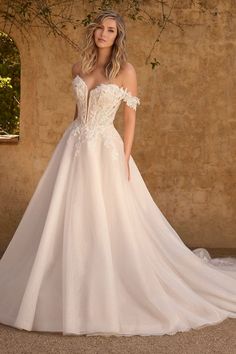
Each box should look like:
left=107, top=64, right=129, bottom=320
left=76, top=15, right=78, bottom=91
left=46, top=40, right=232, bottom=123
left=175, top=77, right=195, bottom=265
left=0, top=74, right=236, bottom=337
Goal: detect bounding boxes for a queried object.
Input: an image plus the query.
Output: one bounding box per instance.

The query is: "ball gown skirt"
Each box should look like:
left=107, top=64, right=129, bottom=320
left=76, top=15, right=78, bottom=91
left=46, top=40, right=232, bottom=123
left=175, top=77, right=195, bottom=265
left=0, top=74, right=236, bottom=336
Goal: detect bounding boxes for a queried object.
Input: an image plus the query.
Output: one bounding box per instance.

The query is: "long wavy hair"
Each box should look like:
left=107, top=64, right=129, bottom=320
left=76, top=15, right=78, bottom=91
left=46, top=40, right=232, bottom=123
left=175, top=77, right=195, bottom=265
left=80, top=10, right=128, bottom=80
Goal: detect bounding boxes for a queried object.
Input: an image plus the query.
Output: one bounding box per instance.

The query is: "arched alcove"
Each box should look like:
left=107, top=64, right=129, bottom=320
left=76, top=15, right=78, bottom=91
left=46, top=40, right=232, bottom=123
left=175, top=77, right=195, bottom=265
left=0, top=31, right=20, bottom=143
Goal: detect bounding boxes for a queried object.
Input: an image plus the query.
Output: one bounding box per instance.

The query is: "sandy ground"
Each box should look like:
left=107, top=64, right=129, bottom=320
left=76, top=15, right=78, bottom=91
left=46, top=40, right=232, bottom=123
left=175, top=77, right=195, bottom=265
left=0, top=319, right=236, bottom=354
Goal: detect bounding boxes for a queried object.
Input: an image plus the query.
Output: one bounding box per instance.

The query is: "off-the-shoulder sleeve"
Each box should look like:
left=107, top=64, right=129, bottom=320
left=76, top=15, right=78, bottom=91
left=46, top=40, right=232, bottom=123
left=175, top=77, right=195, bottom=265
left=122, top=89, right=141, bottom=111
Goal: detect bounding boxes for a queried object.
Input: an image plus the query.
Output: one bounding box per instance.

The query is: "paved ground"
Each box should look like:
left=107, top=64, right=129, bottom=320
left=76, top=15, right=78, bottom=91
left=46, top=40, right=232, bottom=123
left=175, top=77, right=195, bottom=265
left=0, top=248, right=236, bottom=354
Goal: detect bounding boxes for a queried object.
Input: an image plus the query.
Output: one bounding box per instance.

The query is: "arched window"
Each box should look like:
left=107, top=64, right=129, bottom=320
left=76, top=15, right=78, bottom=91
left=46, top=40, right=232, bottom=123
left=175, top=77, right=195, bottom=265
left=0, top=31, right=20, bottom=143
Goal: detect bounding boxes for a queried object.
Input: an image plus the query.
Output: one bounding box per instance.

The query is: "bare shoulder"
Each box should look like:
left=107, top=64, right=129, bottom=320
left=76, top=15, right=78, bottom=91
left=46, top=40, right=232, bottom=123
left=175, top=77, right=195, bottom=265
left=72, top=61, right=81, bottom=79
left=121, top=62, right=137, bottom=80
left=120, top=62, right=138, bottom=96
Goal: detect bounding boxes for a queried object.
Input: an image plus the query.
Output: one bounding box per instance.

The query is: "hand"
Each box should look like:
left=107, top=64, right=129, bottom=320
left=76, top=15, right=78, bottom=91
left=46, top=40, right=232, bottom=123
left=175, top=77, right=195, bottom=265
left=125, top=159, right=131, bottom=181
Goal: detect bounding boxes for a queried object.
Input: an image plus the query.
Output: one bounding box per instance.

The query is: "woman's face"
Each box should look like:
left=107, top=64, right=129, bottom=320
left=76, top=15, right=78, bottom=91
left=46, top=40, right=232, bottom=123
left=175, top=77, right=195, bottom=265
left=94, top=17, right=118, bottom=48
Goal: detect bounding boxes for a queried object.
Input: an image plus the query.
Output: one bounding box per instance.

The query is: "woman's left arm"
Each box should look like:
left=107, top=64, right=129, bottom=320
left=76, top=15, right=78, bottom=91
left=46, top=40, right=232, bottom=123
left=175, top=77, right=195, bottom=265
left=122, top=64, right=139, bottom=180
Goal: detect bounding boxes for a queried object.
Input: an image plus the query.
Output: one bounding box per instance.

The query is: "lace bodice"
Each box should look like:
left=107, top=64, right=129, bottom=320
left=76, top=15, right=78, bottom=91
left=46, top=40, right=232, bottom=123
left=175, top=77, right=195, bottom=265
left=72, top=74, right=140, bottom=124
left=69, top=74, right=141, bottom=159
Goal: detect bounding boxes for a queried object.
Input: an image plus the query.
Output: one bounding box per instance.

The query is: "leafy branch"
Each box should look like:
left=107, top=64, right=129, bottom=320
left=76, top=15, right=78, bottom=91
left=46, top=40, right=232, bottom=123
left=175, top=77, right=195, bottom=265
left=0, top=0, right=234, bottom=70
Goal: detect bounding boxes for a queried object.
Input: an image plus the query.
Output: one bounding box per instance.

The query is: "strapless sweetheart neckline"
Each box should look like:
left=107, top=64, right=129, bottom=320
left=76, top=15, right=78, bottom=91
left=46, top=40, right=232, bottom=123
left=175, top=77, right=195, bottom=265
left=72, top=74, right=131, bottom=97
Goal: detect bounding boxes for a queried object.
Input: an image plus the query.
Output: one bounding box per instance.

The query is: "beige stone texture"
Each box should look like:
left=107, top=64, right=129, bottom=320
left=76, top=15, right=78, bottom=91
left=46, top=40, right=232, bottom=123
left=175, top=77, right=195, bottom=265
left=1, top=1, right=236, bottom=251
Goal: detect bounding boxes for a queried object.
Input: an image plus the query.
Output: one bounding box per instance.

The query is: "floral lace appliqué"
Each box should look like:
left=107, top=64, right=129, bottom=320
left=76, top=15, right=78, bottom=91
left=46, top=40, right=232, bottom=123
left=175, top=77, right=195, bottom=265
left=122, top=89, right=141, bottom=111
left=69, top=76, right=141, bottom=160
left=69, top=121, right=119, bottom=160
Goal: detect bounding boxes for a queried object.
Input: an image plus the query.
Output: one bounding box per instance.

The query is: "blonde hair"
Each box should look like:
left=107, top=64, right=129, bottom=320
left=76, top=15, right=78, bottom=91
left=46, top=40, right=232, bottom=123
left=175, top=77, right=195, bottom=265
left=80, top=10, right=127, bottom=80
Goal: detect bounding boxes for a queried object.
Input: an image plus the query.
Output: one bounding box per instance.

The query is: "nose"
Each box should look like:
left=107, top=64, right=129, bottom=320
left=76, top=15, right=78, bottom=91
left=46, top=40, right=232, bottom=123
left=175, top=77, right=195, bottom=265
left=101, top=27, right=109, bottom=36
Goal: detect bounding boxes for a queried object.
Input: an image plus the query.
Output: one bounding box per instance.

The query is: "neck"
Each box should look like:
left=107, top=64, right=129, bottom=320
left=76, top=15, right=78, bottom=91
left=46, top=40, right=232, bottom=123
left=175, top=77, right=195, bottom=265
left=96, top=47, right=112, bottom=70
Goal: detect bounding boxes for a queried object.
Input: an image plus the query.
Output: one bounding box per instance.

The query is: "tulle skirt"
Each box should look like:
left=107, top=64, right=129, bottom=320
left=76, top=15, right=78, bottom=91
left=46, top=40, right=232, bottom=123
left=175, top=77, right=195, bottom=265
left=0, top=120, right=236, bottom=336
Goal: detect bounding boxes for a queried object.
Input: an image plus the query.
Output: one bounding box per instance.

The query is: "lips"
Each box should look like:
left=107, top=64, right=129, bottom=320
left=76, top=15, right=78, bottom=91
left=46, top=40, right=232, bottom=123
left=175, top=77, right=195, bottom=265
left=98, top=38, right=106, bottom=42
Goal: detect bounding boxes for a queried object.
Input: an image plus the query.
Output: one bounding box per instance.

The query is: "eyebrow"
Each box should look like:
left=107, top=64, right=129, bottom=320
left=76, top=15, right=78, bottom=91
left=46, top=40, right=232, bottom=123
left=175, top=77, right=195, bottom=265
left=99, top=24, right=116, bottom=29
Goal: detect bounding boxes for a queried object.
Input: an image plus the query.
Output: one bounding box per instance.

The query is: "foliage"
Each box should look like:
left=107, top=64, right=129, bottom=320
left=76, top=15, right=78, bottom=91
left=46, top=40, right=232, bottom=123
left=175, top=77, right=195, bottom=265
left=0, top=31, right=20, bottom=135
left=0, top=0, right=221, bottom=67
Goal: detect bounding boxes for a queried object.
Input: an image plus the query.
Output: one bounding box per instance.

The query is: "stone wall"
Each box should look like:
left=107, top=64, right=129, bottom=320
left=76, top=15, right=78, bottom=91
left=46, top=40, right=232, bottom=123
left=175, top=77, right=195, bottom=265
left=1, top=1, right=236, bottom=251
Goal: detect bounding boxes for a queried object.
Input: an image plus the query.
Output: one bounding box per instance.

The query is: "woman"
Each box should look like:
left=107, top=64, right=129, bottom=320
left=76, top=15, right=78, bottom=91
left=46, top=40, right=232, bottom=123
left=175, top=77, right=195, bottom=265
left=0, top=9, right=236, bottom=337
